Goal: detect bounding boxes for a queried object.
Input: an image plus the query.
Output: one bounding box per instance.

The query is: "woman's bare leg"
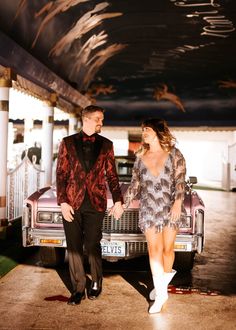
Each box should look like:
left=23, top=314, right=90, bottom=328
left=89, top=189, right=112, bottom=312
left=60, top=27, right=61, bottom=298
left=162, top=227, right=177, bottom=272
left=145, top=227, right=164, bottom=275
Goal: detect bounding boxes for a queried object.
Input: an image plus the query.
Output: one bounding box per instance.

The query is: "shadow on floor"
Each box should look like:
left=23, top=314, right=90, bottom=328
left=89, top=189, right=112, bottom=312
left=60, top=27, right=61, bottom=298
left=0, top=218, right=37, bottom=278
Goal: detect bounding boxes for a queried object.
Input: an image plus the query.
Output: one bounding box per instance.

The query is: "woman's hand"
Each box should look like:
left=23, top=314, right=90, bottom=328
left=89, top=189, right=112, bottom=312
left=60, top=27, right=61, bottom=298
left=169, top=199, right=182, bottom=222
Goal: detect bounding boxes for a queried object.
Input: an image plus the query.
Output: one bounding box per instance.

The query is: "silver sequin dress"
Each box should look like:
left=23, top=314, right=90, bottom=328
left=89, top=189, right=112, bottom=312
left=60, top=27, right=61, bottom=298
left=124, top=147, right=187, bottom=233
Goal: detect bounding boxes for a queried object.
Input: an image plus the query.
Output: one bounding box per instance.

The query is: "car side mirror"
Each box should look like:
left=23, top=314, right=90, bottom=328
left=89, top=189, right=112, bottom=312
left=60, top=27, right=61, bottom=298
left=189, top=176, right=197, bottom=184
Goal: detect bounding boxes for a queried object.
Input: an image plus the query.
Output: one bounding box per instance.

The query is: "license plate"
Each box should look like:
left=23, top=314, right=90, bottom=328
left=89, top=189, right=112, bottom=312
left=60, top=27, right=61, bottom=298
left=101, top=240, right=126, bottom=257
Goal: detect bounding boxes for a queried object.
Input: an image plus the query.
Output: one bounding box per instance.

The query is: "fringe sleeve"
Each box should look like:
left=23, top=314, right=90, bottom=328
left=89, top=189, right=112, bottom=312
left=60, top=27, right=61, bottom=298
left=123, top=158, right=141, bottom=207
left=174, top=148, right=186, bottom=201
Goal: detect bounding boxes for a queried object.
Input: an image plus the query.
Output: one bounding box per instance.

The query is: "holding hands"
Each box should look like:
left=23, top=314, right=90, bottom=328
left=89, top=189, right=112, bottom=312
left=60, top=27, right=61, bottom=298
left=108, top=201, right=124, bottom=220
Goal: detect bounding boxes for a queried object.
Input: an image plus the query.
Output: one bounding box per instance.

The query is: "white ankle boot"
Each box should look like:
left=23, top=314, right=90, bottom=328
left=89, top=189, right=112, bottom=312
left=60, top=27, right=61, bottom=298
left=149, top=269, right=177, bottom=303
left=149, top=273, right=167, bottom=314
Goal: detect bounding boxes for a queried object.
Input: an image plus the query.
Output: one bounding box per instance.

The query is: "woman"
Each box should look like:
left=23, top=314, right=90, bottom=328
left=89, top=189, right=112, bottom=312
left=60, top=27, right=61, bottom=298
left=124, top=118, right=186, bottom=314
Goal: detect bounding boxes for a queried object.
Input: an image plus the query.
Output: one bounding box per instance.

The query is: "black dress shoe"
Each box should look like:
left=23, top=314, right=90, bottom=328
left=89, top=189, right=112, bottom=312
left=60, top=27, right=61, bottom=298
left=87, top=280, right=102, bottom=300
left=67, top=291, right=85, bottom=305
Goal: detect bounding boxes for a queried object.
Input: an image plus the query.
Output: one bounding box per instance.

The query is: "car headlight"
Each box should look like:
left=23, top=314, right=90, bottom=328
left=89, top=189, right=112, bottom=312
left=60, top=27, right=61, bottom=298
left=37, top=212, right=63, bottom=224
left=53, top=213, right=63, bottom=223
left=180, top=215, right=191, bottom=228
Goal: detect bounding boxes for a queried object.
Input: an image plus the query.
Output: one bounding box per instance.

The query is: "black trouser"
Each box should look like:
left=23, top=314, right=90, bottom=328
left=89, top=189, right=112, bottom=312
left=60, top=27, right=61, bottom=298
left=63, top=193, right=105, bottom=293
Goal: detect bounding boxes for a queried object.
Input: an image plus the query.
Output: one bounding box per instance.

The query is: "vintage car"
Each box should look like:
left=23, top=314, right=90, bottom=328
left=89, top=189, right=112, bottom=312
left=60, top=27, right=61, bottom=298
left=22, top=156, right=205, bottom=271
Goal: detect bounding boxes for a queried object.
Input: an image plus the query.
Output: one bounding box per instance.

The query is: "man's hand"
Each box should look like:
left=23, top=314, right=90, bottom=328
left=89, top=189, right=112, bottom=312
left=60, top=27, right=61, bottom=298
left=108, top=201, right=124, bottom=220
left=61, top=202, right=74, bottom=222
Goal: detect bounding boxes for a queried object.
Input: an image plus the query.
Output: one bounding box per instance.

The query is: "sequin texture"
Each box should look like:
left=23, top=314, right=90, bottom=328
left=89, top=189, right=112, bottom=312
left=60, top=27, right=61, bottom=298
left=124, top=147, right=187, bottom=233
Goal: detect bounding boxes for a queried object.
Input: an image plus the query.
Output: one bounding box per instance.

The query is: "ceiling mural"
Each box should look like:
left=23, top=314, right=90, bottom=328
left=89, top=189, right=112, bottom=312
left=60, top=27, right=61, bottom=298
left=0, top=0, right=235, bottom=126
left=153, top=84, right=186, bottom=113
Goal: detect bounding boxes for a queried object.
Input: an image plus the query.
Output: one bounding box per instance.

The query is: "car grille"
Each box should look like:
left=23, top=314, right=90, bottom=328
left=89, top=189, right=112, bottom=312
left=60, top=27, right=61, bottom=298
left=103, top=209, right=141, bottom=234
left=128, top=241, right=148, bottom=255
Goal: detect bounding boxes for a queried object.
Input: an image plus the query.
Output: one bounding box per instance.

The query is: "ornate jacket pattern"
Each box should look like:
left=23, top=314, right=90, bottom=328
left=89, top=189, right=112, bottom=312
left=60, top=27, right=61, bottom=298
left=56, top=133, right=122, bottom=212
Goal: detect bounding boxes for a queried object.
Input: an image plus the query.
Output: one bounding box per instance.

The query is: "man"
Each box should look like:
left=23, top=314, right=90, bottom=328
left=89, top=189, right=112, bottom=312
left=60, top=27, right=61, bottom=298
left=56, top=105, right=123, bottom=305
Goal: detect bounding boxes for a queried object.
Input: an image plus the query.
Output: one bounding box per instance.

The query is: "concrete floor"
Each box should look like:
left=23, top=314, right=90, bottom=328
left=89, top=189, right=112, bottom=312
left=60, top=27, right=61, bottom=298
left=0, top=190, right=236, bottom=330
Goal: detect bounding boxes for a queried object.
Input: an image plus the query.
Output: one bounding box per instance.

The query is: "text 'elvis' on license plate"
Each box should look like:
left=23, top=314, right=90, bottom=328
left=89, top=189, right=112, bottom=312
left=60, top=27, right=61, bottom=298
left=101, top=240, right=126, bottom=257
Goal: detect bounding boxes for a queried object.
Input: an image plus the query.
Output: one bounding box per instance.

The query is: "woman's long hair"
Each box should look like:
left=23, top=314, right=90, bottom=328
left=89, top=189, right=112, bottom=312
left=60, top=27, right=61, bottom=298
left=136, top=118, right=176, bottom=156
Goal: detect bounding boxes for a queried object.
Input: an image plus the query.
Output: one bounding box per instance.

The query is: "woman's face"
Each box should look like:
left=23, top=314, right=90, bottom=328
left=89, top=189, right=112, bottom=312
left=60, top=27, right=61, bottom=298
left=142, top=126, right=157, bottom=144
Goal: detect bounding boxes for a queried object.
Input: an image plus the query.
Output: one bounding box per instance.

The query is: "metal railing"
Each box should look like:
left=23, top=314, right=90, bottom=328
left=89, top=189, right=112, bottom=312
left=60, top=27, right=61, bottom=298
left=7, top=155, right=45, bottom=221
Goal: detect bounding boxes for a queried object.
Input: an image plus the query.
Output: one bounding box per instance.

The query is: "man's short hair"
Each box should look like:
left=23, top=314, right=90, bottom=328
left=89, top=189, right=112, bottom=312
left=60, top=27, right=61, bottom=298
left=81, top=105, right=105, bottom=119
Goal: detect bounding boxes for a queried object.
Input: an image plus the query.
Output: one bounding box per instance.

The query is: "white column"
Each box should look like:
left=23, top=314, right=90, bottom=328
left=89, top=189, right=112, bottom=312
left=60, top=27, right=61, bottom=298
left=69, top=114, right=79, bottom=135
left=222, top=162, right=231, bottom=191
left=41, top=100, right=54, bottom=186
left=0, top=78, right=12, bottom=225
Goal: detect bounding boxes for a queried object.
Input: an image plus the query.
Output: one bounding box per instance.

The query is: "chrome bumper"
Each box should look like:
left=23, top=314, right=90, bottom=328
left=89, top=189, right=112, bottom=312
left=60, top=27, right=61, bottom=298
left=22, top=227, right=67, bottom=248
left=22, top=228, right=203, bottom=259
left=101, top=232, right=204, bottom=261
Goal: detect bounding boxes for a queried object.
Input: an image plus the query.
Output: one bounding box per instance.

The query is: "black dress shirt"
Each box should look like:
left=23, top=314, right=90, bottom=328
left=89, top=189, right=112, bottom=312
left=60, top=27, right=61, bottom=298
left=82, top=133, right=96, bottom=172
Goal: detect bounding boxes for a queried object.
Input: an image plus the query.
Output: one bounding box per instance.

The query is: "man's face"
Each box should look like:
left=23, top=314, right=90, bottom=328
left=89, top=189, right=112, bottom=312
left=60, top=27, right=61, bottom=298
left=83, top=111, right=104, bottom=133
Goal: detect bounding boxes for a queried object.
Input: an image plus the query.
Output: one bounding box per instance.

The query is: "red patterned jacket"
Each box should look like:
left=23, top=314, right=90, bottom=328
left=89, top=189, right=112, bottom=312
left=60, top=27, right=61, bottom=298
left=56, top=132, right=123, bottom=212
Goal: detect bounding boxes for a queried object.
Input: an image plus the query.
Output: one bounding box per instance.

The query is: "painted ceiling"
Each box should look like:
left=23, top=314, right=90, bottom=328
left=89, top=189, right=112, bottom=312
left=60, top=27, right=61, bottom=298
left=0, top=0, right=236, bottom=126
